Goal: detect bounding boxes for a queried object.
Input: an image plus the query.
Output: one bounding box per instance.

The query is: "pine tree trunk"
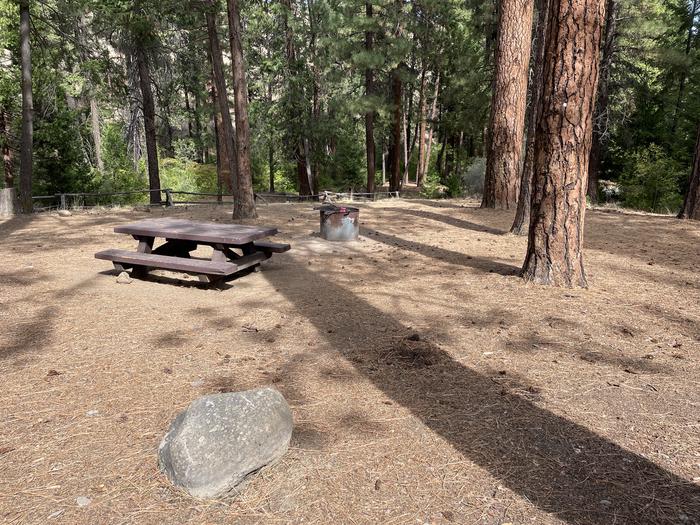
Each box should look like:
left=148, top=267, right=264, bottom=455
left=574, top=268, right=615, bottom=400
left=125, top=53, right=143, bottom=170
left=365, top=2, right=375, bottom=194
left=381, top=145, right=386, bottom=186
left=482, top=0, right=534, bottom=209
left=205, top=6, right=236, bottom=194
left=1, top=107, right=13, bottom=188
left=212, top=95, right=223, bottom=202
left=511, top=0, right=550, bottom=235
left=402, top=108, right=409, bottom=185
left=307, top=0, right=320, bottom=197
left=211, top=82, right=224, bottom=201
left=389, top=67, right=403, bottom=193
left=90, top=97, right=104, bottom=173
left=522, top=0, right=606, bottom=287
left=19, top=0, right=32, bottom=213
left=679, top=122, right=700, bottom=220
left=135, top=45, right=162, bottom=205
left=588, top=0, right=618, bottom=203
left=268, top=78, right=275, bottom=193
left=416, top=72, right=428, bottom=188
left=388, top=0, right=403, bottom=194
left=269, top=143, right=275, bottom=193
left=420, top=73, right=440, bottom=185
left=193, top=91, right=204, bottom=163
left=227, top=0, right=257, bottom=219
left=184, top=89, right=193, bottom=139
left=281, top=0, right=311, bottom=196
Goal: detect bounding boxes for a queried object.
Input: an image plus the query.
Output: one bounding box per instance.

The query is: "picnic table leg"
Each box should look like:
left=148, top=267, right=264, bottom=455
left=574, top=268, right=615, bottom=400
left=132, top=235, right=155, bottom=278
left=135, top=236, right=154, bottom=254
left=241, top=242, right=269, bottom=272
left=211, top=244, right=228, bottom=263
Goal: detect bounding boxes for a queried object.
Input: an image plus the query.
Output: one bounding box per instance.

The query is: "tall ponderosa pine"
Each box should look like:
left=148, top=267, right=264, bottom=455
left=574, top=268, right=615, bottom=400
left=365, top=1, right=376, bottom=195
left=511, top=0, right=551, bottom=235
left=1, top=99, right=13, bottom=189
left=19, top=0, right=32, bottom=213
left=679, top=122, right=700, bottom=220
left=227, top=0, right=257, bottom=218
left=522, top=0, right=606, bottom=287
left=588, top=0, right=618, bottom=204
left=205, top=2, right=236, bottom=194
left=133, top=1, right=161, bottom=205
left=281, top=0, right=312, bottom=196
left=388, top=0, right=404, bottom=194
left=482, top=0, right=534, bottom=210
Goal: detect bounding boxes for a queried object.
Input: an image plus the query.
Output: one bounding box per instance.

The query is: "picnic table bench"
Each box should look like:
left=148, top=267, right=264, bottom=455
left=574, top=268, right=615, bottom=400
left=95, top=218, right=290, bottom=284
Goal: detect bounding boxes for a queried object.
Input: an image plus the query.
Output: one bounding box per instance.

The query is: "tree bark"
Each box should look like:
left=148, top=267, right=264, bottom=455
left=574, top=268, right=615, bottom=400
left=420, top=73, right=440, bottom=186
left=135, top=45, right=162, bottom=204
left=381, top=144, right=386, bottom=186
left=193, top=90, right=204, bottom=163
left=482, top=0, right=535, bottom=209
left=511, top=0, right=551, bottom=235
left=205, top=5, right=236, bottom=194
left=269, top=142, right=275, bottom=193
left=389, top=68, right=403, bottom=193
left=402, top=107, right=409, bottom=185
left=416, top=70, right=427, bottom=187
left=307, top=0, right=320, bottom=196
left=588, top=0, right=618, bottom=204
left=19, top=0, right=33, bottom=213
left=679, top=122, right=700, bottom=220
left=227, top=0, right=257, bottom=218
left=90, top=97, right=104, bottom=173
left=125, top=53, right=143, bottom=170
left=522, top=0, right=606, bottom=288
left=281, top=0, right=312, bottom=196
left=211, top=81, right=224, bottom=201
left=1, top=107, right=13, bottom=188
left=365, top=2, right=376, bottom=194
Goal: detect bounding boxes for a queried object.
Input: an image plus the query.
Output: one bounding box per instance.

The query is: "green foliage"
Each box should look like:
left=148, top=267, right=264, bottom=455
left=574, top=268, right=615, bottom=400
left=2, top=0, right=696, bottom=212
left=159, top=158, right=218, bottom=194
left=618, top=144, right=686, bottom=213
left=445, top=173, right=463, bottom=198
left=420, top=171, right=447, bottom=199
left=33, top=99, right=92, bottom=196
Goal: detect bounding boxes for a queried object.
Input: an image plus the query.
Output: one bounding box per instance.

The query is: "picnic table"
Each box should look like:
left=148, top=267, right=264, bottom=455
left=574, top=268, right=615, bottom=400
left=95, top=218, right=290, bottom=284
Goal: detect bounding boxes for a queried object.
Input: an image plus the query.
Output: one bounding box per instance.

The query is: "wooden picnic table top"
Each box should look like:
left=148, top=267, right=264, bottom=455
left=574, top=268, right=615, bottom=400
left=114, top=218, right=278, bottom=245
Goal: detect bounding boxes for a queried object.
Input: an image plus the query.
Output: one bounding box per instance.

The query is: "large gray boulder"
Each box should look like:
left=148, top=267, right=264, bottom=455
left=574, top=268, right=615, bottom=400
left=158, top=387, right=293, bottom=499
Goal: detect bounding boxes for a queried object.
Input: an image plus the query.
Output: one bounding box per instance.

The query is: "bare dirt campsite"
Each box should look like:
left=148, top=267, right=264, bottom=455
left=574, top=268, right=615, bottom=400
left=1, top=200, right=699, bottom=524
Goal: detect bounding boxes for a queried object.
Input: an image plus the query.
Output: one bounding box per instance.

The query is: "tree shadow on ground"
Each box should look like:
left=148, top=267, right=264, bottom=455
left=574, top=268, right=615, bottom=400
left=400, top=208, right=505, bottom=235
left=361, top=227, right=520, bottom=277
left=409, top=199, right=477, bottom=210
left=1, top=276, right=98, bottom=362
left=262, top=263, right=700, bottom=524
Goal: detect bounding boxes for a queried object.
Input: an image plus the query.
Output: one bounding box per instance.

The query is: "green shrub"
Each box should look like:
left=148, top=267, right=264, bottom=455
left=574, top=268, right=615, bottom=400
left=445, top=173, right=463, bottom=197
left=619, top=144, right=685, bottom=213
left=160, top=158, right=218, bottom=194
left=420, top=171, right=447, bottom=198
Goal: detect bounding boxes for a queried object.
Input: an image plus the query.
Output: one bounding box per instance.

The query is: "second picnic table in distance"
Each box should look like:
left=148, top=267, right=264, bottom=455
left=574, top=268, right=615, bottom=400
left=95, top=218, right=290, bottom=283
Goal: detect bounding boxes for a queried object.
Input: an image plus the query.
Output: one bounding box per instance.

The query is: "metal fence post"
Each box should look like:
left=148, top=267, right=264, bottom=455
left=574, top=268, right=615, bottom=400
left=59, top=194, right=66, bottom=209
left=165, top=189, right=173, bottom=207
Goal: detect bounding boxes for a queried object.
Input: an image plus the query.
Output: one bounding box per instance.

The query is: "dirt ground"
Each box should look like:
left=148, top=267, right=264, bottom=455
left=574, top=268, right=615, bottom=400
left=1, top=199, right=699, bottom=525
